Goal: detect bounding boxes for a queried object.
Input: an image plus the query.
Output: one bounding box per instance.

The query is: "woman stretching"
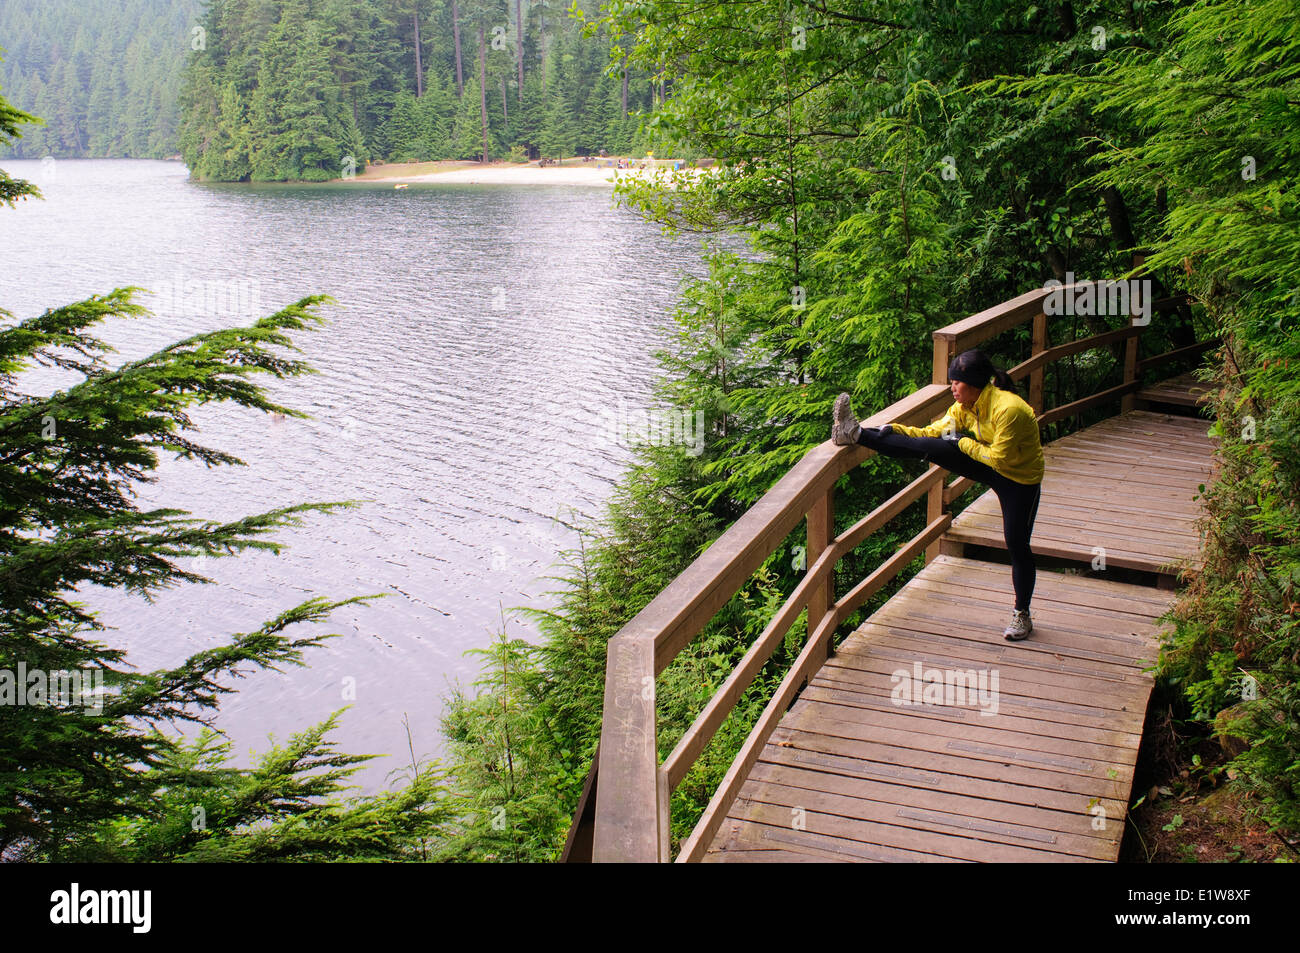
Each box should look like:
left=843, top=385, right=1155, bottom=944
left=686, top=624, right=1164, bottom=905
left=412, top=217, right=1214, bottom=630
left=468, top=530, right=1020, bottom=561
left=831, top=349, right=1045, bottom=641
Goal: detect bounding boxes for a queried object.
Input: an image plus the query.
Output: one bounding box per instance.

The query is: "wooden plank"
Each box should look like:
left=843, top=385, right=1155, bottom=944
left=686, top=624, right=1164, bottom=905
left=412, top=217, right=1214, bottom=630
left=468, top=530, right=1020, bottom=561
left=826, top=639, right=1154, bottom=712
left=594, top=635, right=661, bottom=862
left=811, top=670, right=1147, bottom=742
left=760, top=742, right=1129, bottom=819
left=860, top=587, right=1168, bottom=665
left=1121, top=324, right=1140, bottom=413
left=729, top=795, right=1102, bottom=862
left=708, top=817, right=961, bottom=862
left=883, top=572, right=1175, bottom=627
left=1009, top=323, right=1140, bottom=384
left=934, top=285, right=1060, bottom=356
left=847, top=594, right=1166, bottom=658
left=781, top=702, right=1134, bottom=781
left=922, top=556, right=1175, bottom=612
left=786, top=699, right=1138, bottom=768
left=926, top=464, right=944, bottom=564
left=745, top=762, right=1121, bottom=853
left=766, top=724, right=1132, bottom=801
left=827, top=634, right=1154, bottom=709
left=1030, top=310, right=1046, bottom=414
left=798, top=684, right=1143, bottom=748
left=828, top=632, right=1154, bottom=707
left=559, top=744, right=599, bottom=863
left=704, top=845, right=848, bottom=863
left=1136, top=341, right=1219, bottom=374
left=945, top=513, right=1195, bottom=562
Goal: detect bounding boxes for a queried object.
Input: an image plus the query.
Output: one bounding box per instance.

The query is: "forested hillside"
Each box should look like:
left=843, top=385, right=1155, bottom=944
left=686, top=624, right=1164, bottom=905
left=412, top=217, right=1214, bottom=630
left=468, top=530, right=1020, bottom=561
left=0, top=0, right=201, bottom=158
left=179, top=0, right=665, bottom=181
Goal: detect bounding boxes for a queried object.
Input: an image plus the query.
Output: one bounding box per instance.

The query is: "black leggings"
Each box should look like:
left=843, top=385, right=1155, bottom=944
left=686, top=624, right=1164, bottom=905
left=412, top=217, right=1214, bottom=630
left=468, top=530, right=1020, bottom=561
left=857, top=428, right=1042, bottom=611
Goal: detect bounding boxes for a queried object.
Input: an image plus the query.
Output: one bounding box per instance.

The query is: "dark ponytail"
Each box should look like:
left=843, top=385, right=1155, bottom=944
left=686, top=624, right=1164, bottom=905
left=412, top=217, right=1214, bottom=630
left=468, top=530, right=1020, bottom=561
left=947, top=348, right=1017, bottom=392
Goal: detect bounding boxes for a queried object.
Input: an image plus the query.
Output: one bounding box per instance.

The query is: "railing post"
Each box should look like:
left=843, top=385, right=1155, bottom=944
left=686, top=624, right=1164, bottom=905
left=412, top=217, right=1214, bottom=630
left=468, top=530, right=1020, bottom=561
left=1030, top=310, right=1047, bottom=415
left=1121, top=333, right=1140, bottom=414
left=1122, top=255, right=1145, bottom=414
left=933, top=332, right=956, bottom=386
left=928, top=329, right=959, bottom=565
left=925, top=465, right=943, bottom=564
left=805, top=486, right=834, bottom=666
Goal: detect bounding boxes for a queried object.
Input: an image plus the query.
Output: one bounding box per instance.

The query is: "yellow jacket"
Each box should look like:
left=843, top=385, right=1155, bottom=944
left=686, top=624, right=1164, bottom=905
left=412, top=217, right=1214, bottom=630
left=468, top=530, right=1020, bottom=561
left=889, top=384, right=1044, bottom=485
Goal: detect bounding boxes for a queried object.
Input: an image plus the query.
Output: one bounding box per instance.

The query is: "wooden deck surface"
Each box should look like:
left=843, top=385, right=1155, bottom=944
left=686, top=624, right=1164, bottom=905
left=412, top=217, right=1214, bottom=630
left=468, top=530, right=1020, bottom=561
left=703, top=555, right=1172, bottom=862
left=703, top=384, right=1216, bottom=863
left=1136, top=370, right=1213, bottom=408
left=943, top=409, right=1217, bottom=576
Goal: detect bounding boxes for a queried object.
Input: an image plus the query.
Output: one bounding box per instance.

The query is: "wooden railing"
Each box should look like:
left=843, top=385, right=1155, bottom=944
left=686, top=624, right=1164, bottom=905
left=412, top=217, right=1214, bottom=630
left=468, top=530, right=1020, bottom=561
left=563, top=281, right=1212, bottom=863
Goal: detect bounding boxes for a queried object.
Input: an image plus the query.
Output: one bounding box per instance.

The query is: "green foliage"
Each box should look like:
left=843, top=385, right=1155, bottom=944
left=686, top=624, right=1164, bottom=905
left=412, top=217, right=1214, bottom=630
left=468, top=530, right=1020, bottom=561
left=0, top=66, right=41, bottom=205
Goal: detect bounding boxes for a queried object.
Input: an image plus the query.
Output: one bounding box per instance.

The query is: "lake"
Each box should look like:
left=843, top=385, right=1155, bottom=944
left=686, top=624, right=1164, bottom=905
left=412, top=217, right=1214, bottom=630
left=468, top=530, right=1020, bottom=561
left=0, top=158, right=729, bottom=790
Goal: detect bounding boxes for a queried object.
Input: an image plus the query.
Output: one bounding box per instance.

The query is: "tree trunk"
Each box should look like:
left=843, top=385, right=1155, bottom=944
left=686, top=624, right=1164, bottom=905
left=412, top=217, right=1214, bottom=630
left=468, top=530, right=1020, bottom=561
left=413, top=10, right=423, bottom=98
left=515, top=0, right=524, bottom=102
left=1102, top=185, right=1136, bottom=253
left=1103, top=185, right=1196, bottom=346
left=452, top=0, right=464, bottom=97
left=479, top=24, right=488, bottom=163
left=621, top=54, right=628, bottom=117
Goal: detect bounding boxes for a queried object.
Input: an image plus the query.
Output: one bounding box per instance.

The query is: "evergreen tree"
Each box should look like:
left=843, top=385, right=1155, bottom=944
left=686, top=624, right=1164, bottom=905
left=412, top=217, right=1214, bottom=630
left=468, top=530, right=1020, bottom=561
left=247, top=2, right=350, bottom=181
left=418, top=69, right=456, bottom=158
left=385, top=89, right=423, bottom=161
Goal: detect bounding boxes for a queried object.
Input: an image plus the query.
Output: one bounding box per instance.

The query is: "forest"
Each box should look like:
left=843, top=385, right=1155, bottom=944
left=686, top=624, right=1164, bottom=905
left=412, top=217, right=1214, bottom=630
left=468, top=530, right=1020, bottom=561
left=1, top=0, right=1296, bottom=863
left=0, top=0, right=202, bottom=159
left=0, top=0, right=663, bottom=174
left=178, top=0, right=666, bottom=180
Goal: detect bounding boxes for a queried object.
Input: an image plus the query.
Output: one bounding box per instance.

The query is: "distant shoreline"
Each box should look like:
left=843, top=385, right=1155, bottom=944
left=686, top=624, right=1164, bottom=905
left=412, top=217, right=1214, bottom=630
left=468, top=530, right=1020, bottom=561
left=0, top=156, right=712, bottom=187
left=335, top=158, right=711, bottom=187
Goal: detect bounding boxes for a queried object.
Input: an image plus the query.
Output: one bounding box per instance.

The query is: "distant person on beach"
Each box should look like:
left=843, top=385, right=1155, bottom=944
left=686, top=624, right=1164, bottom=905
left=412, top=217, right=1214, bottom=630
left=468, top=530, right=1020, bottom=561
left=832, top=349, right=1045, bottom=641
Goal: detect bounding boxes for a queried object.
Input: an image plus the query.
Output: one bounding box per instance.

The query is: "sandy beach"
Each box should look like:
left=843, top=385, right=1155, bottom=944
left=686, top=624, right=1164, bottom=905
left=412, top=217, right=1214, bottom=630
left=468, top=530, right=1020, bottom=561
left=406, top=163, right=622, bottom=186
left=341, top=159, right=710, bottom=187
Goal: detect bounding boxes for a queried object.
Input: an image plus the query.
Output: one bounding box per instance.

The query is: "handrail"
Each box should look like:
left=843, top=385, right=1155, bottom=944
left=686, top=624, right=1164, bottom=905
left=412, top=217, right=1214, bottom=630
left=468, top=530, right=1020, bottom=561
left=591, top=385, right=951, bottom=861
left=571, top=279, right=1210, bottom=862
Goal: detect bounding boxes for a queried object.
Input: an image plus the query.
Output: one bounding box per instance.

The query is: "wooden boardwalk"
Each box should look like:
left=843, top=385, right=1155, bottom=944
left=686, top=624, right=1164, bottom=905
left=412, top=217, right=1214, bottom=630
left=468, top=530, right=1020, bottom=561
left=703, top=556, right=1171, bottom=862
left=571, top=290, right=1226, bottom=864
left=1136, top=370, right=1212, bottom=409
left=943, top=409, right=1217, bottom=577
left=704, top=388, right=1217, bottom=863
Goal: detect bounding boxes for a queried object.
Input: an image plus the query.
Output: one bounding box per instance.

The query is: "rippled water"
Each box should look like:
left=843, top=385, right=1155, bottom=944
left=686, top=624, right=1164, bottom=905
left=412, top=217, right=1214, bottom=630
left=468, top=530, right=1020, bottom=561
left=0, top=159, right=729, bottom=789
